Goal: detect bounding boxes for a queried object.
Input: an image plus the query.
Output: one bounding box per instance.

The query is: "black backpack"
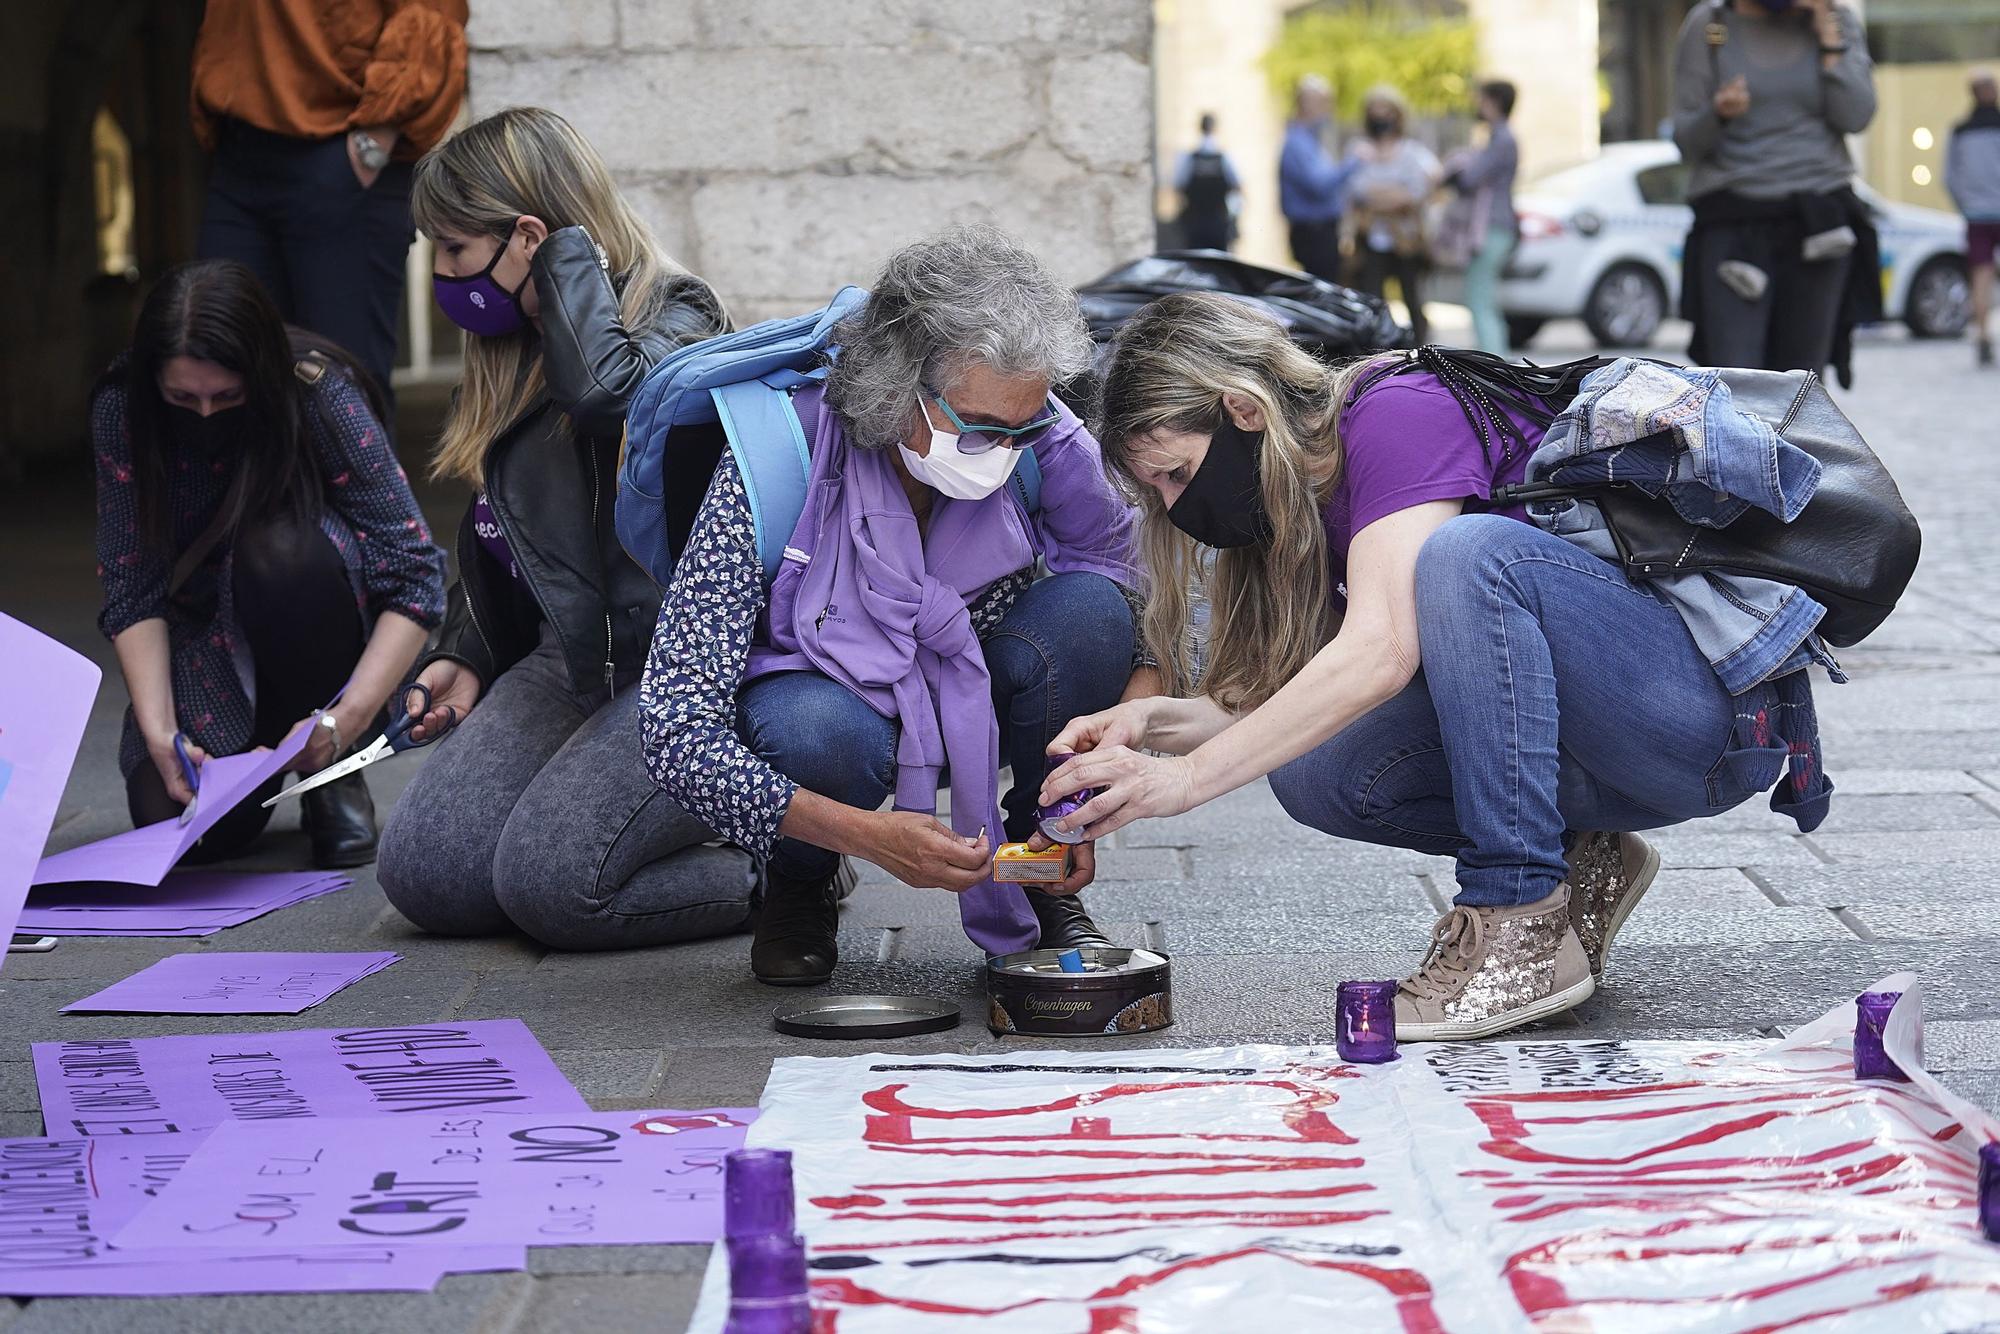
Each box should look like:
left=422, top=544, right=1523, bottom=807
left=1384, top=347, right=1921, bottom=648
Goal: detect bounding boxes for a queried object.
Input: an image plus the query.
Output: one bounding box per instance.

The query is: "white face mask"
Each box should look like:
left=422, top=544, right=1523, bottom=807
left=897, top=417, right=1021, bottom=502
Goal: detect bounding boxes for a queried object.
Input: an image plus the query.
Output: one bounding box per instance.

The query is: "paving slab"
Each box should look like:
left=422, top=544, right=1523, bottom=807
left=1763, top=859, right=2000, bottom=905
left=5, top=1273, right=534, bottom=1334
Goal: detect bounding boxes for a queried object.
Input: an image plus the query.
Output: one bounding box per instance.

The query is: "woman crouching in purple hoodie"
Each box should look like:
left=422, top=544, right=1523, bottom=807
left=639, top=226, right=1157, bottom=985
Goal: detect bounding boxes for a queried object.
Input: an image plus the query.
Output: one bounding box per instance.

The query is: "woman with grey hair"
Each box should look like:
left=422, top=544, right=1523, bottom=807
left=639, top=226, right=1155, bottom=985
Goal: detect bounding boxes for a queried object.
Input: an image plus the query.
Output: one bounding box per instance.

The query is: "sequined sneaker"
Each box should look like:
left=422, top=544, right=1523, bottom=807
left=1394, top=886, right=1596, bottom=1041
left=1565, top=831, right=1661, bottom=980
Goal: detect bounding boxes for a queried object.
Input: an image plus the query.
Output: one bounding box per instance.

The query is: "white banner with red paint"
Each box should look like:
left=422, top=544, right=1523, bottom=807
left=689, top=980, right=2000, bottom=1332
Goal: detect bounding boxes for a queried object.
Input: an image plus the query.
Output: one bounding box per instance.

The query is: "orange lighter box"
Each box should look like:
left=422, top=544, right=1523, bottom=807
left=992, top=842, right=1071, bottom=883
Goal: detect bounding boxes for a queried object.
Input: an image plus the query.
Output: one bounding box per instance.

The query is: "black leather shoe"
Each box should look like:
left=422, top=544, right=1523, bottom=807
left=752, top=870, right=839, bottom=986
left=302, top=772, right=378, bottom=869
left=1027, top=889, right=1112, bottom=950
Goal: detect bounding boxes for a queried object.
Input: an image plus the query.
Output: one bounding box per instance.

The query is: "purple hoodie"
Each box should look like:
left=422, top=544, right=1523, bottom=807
left=747, top=387, right=1136, bottom=955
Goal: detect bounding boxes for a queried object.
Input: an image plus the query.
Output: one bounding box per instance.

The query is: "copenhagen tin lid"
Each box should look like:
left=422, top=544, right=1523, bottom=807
left=772, top=994, right=961, bottom=1040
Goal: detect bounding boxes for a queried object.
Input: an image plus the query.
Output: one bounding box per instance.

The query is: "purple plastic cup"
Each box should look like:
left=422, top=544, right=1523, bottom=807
left=725, top=1231, right=811, bottom=1334
left=725, top=1148, right=796, bottom=1241
left=1037, top=752, right=1096, bottom=845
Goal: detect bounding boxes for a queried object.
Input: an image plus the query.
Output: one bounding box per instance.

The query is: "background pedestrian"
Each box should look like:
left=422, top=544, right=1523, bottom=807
left=1174, top=112, right=1243, bottom=252
left=1946, top=71, right=2000, bottom=368
left=1344, top=86, right=1441, bottom=345
left=1279, top=74, right=1353, bottom=283
left=1672, top=0, right=1878, bottom=377
left=190, top=0, right=469, bottom=404
left=1442, top=79, right=1521, bottom=356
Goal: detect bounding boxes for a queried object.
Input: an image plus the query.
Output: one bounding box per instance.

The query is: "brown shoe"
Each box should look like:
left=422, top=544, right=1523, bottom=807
left=1394, top=886, right=1595, bottom=1041
left=1565, top=832, right=1660, bottom=980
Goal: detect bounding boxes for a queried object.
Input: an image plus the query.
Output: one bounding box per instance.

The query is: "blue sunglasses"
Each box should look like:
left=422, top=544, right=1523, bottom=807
left=924, top=385, right=1063, bottom=455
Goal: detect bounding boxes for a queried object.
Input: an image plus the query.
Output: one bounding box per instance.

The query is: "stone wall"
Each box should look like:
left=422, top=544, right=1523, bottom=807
left=467, top=0, right=1156, bottom=324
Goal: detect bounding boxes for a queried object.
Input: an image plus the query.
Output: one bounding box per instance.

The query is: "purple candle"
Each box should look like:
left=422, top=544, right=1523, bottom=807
left=725, top=1148, right=796, bottom=1241
left=1336, top=980, right=1399, bottom=1064
left=1979, top=1142, right=2000, bottom=1244
left=1853, top=991, right=1912, bottom=1082
left=725, top=1231, right=811, bottom=1334
left=1037, top=753, right=1097, bottom=845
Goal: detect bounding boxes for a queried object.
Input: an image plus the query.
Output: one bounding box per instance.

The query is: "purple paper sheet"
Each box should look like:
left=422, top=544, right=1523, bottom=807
left=20, top=877, right=350, bottom=936
left=27, top=870, right=350, bottom=912
left=0, top=614, right=101, bottom=969
left=0, top=1134, right=524, bottom=1297
left=63, top=952, right=402, bottom=1015
left=111, top=1108, right=756, bottom=1253
left=34, top=1019, right=589, bottom=1136
left=32, top=721, right=315, bottom=888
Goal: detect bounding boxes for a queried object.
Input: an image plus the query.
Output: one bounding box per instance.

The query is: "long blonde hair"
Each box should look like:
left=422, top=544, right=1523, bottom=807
left=1094, top=293, right=1395, bottom=711
left=411, top=106, right=722, bottom=484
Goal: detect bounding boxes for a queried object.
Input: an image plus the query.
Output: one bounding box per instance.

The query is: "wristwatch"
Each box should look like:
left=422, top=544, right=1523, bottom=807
left=350, top=130, right=391, bottom=172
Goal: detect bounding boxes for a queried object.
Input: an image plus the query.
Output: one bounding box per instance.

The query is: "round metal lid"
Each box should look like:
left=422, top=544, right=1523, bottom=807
left=772, top=994, right=961, bottom=1040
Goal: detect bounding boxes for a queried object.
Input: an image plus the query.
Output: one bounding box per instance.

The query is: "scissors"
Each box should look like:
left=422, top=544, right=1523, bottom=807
left=263, top=684, right=458, bottom=808
left=173, top=731, right=202, bottom=827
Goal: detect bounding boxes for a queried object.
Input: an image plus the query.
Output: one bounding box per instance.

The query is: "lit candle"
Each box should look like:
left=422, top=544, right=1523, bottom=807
left=1980, top=1142, right=2000, bottom=1243
left=1853, top=991, right=1912, bottom=1082
left=725, top=1148, right=796, bottom=1241
left=1336, top=980, right=1399, bottom=1064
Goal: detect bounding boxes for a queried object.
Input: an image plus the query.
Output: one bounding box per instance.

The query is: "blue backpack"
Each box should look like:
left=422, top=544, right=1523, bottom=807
left=619, top=286, right=1042, bottom=588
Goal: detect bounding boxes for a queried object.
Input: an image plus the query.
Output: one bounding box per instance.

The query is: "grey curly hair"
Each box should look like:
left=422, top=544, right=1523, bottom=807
left=825, top=224, right=1094, bottom=450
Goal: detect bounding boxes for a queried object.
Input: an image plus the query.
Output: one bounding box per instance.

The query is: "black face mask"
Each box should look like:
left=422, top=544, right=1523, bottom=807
left=1166, top=417, right=1271, bottom=549
left=165, top=403, right=245, bottom=456
left=1365, top=115, right=1397, bottom=139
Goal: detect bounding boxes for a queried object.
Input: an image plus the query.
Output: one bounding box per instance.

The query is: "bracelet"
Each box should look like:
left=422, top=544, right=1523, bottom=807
left=315, top=712, right=344, bottom=758
left=1820, top=43, right=1849, bottom=54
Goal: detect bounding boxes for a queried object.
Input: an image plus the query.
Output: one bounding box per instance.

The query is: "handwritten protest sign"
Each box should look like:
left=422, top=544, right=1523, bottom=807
left=34, top=1020, right=587, bottom=1136
left=683, top=988, right=2000, bottom=1332
left=0, top=1132, right=524, bottom=1297
left=110, top=1108, right=756, bottom=1252
left=63, top=952, right=401, bottom=1015
left=0, top=614, right=100, bottom=968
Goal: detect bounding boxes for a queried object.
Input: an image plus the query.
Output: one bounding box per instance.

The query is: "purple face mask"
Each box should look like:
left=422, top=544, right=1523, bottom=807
left=433, top=234, right=527, bottom=337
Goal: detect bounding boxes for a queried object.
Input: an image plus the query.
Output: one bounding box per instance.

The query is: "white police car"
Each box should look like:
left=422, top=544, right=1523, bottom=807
left=1500, top=140, right=1970, bottom=349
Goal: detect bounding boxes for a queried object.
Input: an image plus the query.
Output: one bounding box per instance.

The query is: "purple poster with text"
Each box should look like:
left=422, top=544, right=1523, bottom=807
left=33, top=1020, right=588, bottom=1137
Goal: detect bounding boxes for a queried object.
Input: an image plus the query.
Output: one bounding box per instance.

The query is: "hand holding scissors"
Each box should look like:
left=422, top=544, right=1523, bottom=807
left=263, top=683, right=459, bottom=808
left=172, top=731, right=203, bottom=827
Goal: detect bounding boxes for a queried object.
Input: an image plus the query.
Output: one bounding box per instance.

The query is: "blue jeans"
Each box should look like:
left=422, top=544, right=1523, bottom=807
left=738, top=572, right=1137, bottom=884
left=1463, top=225, right=1516, bottom=357
left=1269, top=516, right=1792, bottom=907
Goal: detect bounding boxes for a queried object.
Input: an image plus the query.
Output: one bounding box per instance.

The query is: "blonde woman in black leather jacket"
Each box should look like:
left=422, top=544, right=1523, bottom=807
left=376, top=107, right=744, bottom=951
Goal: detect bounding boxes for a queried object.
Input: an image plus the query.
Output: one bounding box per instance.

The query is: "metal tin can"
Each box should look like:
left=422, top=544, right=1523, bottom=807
left=1037, top=752, right=1096, bottom=845
left=987, top=947, right=1173, bottom=1036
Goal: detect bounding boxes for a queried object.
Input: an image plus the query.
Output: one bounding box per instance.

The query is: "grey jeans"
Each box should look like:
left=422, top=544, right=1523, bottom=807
left=378, top=628, right=756, bottom=949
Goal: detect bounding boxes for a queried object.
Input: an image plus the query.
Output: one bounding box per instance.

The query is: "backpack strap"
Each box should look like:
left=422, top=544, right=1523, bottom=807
left=1010, top=448, right=1042, bottom=518
left=711, top=378, right=814, bottom=583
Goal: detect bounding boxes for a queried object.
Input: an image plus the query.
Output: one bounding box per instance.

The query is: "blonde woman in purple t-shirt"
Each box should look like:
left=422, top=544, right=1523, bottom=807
left=1040, top=294, right=1804, bottom=1042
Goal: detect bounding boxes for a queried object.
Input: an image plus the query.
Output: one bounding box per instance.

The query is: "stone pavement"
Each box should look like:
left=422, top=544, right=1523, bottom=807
left=4, top=325, right=1998, bottom=1331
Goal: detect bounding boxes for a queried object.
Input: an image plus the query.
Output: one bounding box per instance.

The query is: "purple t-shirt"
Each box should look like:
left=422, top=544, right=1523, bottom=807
left=472, top=491, right=521, bottom=583
left=1322, top=372, right=1542, bottom=607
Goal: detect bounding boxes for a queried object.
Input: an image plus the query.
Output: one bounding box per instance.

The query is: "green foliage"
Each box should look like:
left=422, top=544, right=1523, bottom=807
left=1263, top=3, right=1479, bottom=122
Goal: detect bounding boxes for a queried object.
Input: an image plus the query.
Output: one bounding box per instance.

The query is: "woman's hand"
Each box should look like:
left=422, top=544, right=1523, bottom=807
left=1714, top=75, right=1751, bottom=121
left=869, top=812, right=992, bottom=892
left=1050, top=699, right=1153, bottom=760
left=1038, top=746, right=1200, bottom=842
left=407, top=660, right=483, bottom=743
left=1024, top=832, right=1096, bottom=897
left=145, top=728, right=204, bottom=807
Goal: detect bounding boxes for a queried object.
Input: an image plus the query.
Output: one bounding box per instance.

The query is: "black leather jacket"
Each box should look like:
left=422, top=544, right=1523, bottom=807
left=422, top=226, right=727, bottom=695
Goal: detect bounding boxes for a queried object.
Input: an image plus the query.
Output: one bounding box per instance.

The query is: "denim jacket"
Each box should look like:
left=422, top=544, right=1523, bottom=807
left=1525, top=359, right=1838, bottom=829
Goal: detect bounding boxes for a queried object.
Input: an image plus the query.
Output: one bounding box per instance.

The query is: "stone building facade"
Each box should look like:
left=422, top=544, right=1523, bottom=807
left=468, top=0, right=1158, bottom=324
